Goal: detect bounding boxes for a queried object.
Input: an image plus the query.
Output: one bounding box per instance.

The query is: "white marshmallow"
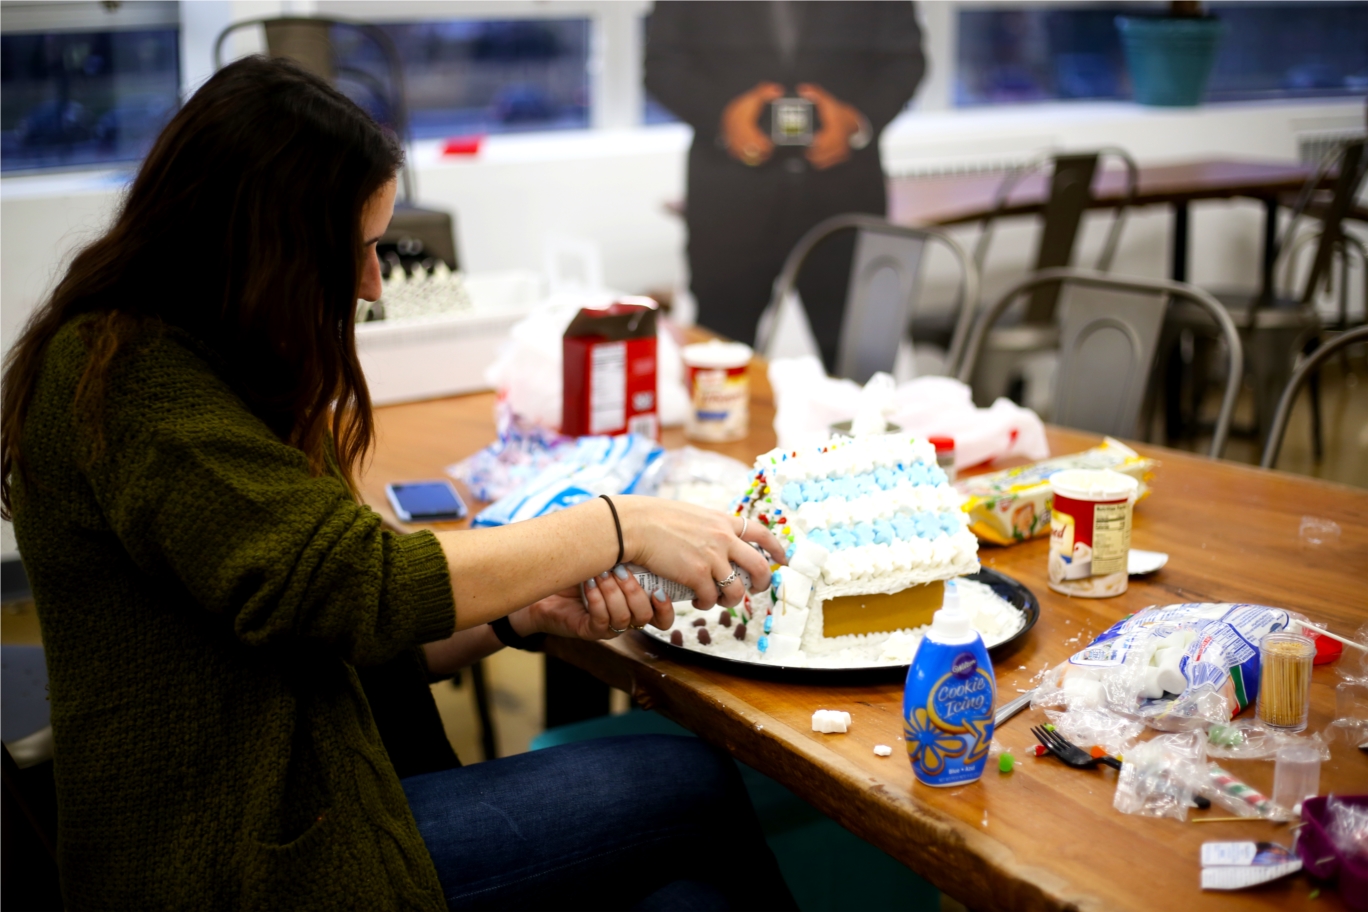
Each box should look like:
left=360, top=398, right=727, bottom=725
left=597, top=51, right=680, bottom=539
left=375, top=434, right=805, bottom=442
left=811, top=710, right=852, bottom=734
left=774, top=567, right=814, bottom=612
left=873, top=744, right=893, bottom=757
left=771, top=611, right=808, bottom=638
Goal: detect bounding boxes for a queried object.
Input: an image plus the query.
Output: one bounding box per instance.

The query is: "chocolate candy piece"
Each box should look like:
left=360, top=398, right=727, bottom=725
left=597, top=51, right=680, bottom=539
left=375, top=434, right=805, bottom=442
left=670, top=630, right=683, bottom=646
left=697, top=628, right=712, bottom=645
left=718, top=611, right=732, bottom=627
left=692, top=618, right=707, bottom=627
left=734, top=623, right=747, bottom=640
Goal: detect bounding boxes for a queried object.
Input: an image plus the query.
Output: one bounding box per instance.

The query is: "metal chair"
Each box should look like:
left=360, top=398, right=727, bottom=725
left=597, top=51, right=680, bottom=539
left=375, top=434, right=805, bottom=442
left=1260, top=324, right=1368, bottom=469
left=756, top=214, right=978, bottom=384
left=946, top=149, right=1140, bottom=401
left=957, top=268, right=1244, bottom=458
left=213, top=17, right=459, bottom=271
left=1170, top=139, right=1367, bottom=452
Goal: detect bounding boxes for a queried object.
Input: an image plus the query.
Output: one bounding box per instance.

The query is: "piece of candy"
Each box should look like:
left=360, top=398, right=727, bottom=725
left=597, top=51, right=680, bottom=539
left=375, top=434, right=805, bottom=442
left=1033, top=744, right=1048, bottom=757
left=670, top=630, right=683, bottom=646
left=999, top=753, right=1015, bottom=773
left=718, top=611, right=732, bottom=627
left=1089, top=746, right=1106, bottom=759
left=692, top=618, right=707, bottom=627
left=873, top=744, right=893, bottom=757
left=734, top=623, right=747, bottom=640
left=697, top=629, right=711, bottom=645
left=1043, top=723, right=1056, bottom=733
left=811, top=710, right=851, bottom=734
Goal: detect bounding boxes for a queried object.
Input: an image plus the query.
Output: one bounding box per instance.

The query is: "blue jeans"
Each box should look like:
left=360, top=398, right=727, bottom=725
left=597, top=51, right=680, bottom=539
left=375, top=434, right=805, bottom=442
left=402, top=735, right=798, bottom=911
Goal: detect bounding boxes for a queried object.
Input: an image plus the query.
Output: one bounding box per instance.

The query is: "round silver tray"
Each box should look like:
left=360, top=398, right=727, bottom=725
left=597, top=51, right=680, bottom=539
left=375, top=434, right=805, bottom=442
left=637, top=568, right=1039, bottom=680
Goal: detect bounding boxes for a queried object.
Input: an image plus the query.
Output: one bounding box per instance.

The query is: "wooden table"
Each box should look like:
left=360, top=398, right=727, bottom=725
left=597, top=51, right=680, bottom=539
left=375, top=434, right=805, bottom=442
left=890, top=158, right=1320, bottom=291
left=363, top=362, right=1367, bottom=912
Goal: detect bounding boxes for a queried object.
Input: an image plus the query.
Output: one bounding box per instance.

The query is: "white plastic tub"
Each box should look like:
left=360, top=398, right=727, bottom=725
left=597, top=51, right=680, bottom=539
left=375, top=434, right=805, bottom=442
left=356, top=270, right=543, bottom=405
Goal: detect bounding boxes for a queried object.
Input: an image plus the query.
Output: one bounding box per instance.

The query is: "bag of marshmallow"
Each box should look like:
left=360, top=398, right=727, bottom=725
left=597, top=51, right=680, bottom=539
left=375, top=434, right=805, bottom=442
left=1037, top=603, right=1303, bottom=731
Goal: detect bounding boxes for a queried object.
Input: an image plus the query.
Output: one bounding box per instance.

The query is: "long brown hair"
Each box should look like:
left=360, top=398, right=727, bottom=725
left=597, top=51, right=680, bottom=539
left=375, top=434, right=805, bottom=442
left=1, top=57, right=403, bottom=517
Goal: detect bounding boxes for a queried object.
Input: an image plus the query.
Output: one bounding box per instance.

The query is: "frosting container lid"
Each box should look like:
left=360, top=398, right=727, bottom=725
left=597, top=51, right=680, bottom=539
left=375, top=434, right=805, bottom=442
left=1049, top=468, right=1139, bottom=502
left=682, top=340, right=753, bottom=369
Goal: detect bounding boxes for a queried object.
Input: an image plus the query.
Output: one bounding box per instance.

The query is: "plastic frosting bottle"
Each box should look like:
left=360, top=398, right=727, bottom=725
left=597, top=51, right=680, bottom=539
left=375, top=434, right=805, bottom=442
left=903, top=581, right=996, bottom=786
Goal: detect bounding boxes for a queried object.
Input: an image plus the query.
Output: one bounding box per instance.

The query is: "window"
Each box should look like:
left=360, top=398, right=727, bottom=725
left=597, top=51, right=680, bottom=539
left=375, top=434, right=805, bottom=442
left=1, top=1, right=180, bottom=173
left=338, top=19, right=592, bottom=140
left=955, top=2, right=1368, bottom=107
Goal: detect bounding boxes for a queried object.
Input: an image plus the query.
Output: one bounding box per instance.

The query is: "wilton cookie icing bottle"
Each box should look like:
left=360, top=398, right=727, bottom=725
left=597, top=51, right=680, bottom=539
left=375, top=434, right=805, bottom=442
left=903, top=582, right=996, bottom=786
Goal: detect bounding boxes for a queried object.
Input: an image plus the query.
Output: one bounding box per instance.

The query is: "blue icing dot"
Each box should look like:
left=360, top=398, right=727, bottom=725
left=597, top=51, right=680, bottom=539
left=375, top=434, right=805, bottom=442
left=927, top=465, right=948, bottom=486
left=913, top=511, right=939, bottom=538
left=763, top=616, right=773, bottom=634
left=785, top=542, right=796, bottom=560
left=873, top=519, right=895, bottom=545
left=830, top=527, right=858, bottom=550
left=807, top=528, right=833, bottom=550
left=852, top=523, right=876, bottom=546
left=758, top=635, right=769, bottom=652
left=781, top=482, right=805, bottom=506
left=940, top=511, right=961, bottom=535
left=891, top=515, right=916, bottom=539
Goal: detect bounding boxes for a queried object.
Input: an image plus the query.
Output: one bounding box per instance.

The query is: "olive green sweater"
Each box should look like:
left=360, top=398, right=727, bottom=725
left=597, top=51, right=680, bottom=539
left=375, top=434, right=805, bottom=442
left=12, top=318, right=455, bottom=910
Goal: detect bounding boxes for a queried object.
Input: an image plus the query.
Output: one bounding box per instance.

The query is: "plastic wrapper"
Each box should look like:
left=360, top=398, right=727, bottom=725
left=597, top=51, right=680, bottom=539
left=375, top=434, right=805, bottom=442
left=955, top=437, right=1156, bottom=545
left=1114, top=731, right=1207, bottom=821
left=470, top=433, right=664, bottom=527
left=767, top=356, right=1049, bottom=465
left=448, top=399, right=572, bottom=503
left=1327, top=795, right=1368, bottom=863
left=1199, top=763, right=1292, bottom=820
left=1045, top=708, right=1144, bottom=756
left=1207, top=719, right=1331, bottom=762
left=1034, top=603, right=1302, bottom=731
left=652, top=447, right=752, bottom=513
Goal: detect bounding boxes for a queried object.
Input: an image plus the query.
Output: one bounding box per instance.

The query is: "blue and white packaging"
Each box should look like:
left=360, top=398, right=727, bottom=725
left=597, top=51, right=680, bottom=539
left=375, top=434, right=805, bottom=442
left=471, top=434, right=664, bottom=527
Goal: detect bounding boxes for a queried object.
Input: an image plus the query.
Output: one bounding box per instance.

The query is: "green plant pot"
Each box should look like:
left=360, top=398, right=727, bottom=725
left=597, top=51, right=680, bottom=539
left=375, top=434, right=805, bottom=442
left=1116, top=16, right=1225, bottom=107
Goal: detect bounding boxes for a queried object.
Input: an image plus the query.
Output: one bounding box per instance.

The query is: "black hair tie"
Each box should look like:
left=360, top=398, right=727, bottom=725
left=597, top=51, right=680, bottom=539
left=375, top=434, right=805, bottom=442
left=600, top=494, right=624, bottom=566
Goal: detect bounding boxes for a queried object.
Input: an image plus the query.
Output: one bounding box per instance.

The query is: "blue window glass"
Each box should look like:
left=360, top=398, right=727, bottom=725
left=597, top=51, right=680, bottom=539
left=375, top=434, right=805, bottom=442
left=956, top=3, right=1368, bottom=107
left=1, top=26, right=180, bottom=173
left=335, top=19, right=591, bottom=139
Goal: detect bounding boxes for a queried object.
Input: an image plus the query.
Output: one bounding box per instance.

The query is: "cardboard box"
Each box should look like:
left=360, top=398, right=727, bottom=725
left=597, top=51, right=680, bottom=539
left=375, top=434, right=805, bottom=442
left=561, top=297, right=659, bottom=438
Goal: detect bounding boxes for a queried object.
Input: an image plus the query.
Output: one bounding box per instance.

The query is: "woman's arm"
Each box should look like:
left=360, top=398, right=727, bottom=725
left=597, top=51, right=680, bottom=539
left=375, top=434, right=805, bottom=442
left=434, top=495, right=784, bottom=632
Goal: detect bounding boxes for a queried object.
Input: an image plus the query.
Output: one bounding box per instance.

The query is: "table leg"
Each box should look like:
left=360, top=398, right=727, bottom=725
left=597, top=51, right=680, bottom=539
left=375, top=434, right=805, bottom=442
left=1171, top=200, right=1189, bottom=282
left=545, top=654, right=611, bottom=728
left=1261, top=197, right=1279, bottom=303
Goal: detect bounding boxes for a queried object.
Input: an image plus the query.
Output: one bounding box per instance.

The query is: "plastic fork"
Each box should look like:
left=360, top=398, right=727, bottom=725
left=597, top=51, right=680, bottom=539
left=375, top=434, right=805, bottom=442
left=1031, top=725, right=1123, bottom=771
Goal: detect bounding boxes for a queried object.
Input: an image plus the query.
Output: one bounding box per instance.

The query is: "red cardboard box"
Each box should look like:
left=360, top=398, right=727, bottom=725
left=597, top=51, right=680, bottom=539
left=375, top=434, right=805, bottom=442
left=561, top=297, right=659, bottom=439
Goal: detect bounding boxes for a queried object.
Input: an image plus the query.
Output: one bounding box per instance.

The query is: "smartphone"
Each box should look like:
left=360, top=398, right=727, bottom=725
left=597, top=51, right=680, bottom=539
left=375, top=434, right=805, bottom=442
left=385, top=480, right=468, bottom=523
left=769, top=96, right=815, bottom=146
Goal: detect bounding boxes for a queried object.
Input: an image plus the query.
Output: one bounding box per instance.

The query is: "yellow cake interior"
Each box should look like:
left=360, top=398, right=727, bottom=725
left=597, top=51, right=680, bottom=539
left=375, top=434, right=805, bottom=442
left=821, top=580, right=945, bottom=638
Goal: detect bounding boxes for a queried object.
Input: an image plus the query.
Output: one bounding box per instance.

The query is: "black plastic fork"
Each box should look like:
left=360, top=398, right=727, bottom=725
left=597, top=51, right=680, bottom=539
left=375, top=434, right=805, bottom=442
left=1031, top=725, right=1123, bottom=770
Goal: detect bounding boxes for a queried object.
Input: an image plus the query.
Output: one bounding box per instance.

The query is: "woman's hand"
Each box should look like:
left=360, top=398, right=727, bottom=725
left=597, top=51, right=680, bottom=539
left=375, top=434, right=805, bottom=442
left=614, top=497, right=787, bottom=611
left=519, top=569, right=673, bottom=640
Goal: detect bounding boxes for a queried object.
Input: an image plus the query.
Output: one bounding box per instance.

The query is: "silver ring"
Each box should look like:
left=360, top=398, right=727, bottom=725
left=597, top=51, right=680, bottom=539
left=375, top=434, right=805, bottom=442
left=739, top=516, right=749, bottom=538
left=609, top=624, right=628, bottom=634
left=714, top=571, right=739, bottom=592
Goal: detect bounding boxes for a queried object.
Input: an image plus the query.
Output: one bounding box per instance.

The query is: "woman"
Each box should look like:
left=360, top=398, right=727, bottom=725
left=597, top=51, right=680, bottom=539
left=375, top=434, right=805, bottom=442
left=1, top=58, right=794, bottom=910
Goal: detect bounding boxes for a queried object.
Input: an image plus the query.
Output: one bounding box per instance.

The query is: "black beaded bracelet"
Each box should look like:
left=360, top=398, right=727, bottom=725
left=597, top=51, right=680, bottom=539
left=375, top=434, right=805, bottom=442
left=600, top=494, right=625, bottom=566
left=489, top=615, right=546, bottom=652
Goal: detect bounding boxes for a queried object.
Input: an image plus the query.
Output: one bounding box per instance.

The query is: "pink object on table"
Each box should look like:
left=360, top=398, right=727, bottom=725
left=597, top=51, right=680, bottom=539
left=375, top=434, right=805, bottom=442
left=442, top=135, right=484, bottom=156
left=1296, top=795, right=1368, bottom=911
